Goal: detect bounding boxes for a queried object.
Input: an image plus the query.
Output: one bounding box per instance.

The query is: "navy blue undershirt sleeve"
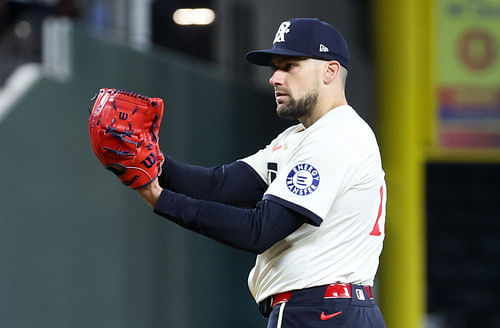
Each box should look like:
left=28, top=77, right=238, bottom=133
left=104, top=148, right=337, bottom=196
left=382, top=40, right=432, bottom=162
left=154, top=189, right=309, bottom=254
left=158, top=156, right=267, bottom=207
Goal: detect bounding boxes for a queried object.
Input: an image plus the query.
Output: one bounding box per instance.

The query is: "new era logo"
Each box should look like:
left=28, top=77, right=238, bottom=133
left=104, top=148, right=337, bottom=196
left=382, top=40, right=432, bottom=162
left=319, top=44, right=329, bottom=52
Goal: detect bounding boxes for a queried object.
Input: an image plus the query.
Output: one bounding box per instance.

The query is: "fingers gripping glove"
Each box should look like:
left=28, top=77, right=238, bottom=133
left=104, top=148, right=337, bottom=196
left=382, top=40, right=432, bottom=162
left=89, top=88, right=165, bottom=189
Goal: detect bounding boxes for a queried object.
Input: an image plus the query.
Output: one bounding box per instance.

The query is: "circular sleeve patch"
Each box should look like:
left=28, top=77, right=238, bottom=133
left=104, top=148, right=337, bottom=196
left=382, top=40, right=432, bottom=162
left=286, top=163, right=320, bottom=196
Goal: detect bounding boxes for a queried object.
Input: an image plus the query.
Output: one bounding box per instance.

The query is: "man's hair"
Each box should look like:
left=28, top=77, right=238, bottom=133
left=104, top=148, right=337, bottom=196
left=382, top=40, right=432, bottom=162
left=339, top=66, right=348, bottom=88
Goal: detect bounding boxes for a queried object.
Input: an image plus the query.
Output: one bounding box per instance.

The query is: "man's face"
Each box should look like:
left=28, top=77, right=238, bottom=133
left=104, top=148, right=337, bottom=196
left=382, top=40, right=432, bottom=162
left=269, top=56, right=320, bottom=120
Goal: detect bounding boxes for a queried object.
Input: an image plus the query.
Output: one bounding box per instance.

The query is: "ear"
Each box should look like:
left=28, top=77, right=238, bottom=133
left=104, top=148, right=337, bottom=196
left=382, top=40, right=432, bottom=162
left=323, top=61, right=341, bottom=84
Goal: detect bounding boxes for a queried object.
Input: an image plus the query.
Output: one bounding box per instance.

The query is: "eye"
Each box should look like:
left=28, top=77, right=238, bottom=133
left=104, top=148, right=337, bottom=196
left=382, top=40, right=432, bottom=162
left=270, top=60, right=299, bottom=72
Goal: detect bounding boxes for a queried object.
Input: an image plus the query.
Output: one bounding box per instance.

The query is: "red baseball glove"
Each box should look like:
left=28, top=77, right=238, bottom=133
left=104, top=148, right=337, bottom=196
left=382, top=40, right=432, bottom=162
left=89, top=88, right=164, bottom=189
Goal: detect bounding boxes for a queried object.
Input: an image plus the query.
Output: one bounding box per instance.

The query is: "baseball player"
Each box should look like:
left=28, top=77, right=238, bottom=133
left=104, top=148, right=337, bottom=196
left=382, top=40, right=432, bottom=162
left=135, top=18, right=387, bottom=327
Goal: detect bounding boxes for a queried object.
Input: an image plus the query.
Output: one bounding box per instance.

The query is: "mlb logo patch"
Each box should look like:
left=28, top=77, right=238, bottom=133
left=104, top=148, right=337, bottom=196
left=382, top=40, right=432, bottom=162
left=355, top=289, right=366, bottom=301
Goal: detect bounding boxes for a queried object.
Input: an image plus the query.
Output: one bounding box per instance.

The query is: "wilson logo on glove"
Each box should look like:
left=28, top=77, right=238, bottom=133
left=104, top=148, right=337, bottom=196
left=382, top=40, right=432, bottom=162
left=89, top=88, right=165, bottom=189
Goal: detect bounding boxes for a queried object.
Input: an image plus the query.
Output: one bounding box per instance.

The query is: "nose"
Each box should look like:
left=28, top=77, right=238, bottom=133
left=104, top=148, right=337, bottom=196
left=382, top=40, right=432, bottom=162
left=269, top=70, right=285, bottom=86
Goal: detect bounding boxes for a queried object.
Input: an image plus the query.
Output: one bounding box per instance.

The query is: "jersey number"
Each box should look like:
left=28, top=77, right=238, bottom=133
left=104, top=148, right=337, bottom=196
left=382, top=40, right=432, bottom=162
left=370, top=185, right=384, bottom=236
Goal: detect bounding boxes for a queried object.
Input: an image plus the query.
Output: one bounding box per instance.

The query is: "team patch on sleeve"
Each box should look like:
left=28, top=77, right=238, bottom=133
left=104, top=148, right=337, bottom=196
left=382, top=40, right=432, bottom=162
left=286, top=163, right=320, bottom=196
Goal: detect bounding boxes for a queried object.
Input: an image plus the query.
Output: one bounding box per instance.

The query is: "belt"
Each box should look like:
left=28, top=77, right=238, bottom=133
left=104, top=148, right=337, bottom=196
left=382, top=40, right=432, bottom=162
left=271, top=283, right=374, bottom=308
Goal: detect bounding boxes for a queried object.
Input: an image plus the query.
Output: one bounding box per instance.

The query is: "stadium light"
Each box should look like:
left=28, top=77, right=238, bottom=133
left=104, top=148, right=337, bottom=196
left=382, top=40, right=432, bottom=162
left=172, top=8, right=216, bottom=26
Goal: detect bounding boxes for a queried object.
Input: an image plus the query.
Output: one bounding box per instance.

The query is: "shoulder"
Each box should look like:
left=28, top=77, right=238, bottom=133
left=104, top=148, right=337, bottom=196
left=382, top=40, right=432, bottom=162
left=312, top=106, right=376, bottom=143
left=275, top=123, right=305, bottom=140
left=316, top=105, right=367, bottom=130
left=301, top=106, right=380, bottom=161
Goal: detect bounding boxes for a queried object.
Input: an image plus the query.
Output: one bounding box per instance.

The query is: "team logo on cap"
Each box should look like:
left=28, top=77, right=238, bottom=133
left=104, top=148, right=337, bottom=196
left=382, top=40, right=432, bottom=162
left=286, top=163, right=320, bottom=196
left=273, top=21, right=291, bottom=43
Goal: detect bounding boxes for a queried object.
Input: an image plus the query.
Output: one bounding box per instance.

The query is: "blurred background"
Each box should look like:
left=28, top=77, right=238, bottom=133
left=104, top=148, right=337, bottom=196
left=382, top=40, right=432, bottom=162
left=0, top=0, right=499, bottom=327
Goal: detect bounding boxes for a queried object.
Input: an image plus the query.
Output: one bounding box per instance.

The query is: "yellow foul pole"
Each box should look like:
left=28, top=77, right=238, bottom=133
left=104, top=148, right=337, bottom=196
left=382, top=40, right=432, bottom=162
left=373, top=0, right=430, bottom=327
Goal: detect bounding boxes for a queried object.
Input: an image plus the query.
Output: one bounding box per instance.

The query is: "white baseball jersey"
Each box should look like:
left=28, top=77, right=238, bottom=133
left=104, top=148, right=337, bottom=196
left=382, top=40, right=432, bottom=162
left=241, top=105, right=386, bottom=303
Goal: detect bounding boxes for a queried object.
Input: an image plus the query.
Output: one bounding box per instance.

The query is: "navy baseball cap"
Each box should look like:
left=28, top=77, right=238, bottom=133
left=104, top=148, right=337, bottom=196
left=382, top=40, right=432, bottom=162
left=246, top=18, right=350, bottom=69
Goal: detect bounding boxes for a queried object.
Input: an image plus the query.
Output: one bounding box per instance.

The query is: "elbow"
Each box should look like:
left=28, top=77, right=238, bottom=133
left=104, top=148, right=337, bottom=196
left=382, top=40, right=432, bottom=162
left=250, top=238, right=278, bottom=254
left=254, top=246, right=268, bottom=255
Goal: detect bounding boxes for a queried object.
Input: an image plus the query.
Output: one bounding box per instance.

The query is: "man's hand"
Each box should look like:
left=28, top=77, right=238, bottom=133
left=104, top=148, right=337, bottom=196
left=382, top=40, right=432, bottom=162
left=136, top=178, right=163, bottom=208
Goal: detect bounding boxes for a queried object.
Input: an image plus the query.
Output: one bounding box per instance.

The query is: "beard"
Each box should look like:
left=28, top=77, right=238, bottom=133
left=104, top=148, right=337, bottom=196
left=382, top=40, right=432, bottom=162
left=276, top=90, right=319, bottom=121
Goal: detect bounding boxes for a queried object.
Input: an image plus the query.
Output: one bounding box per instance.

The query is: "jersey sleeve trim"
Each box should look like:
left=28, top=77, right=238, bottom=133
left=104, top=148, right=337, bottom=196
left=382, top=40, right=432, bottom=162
left=263, top=194, right=323, bottom=227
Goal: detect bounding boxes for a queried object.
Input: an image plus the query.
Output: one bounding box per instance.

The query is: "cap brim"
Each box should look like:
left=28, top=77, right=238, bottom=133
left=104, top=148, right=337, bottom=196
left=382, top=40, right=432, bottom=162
left=246, top=48, right=311, bottom=66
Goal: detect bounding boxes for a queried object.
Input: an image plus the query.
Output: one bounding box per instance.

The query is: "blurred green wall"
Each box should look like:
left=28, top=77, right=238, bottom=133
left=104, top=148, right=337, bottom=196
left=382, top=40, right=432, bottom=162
left=0, top=24, right=290, bottom=328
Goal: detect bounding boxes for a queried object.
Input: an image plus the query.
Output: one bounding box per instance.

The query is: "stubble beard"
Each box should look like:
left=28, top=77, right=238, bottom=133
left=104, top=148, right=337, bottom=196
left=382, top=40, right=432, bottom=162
left=276, top=91, right=319, bottom=121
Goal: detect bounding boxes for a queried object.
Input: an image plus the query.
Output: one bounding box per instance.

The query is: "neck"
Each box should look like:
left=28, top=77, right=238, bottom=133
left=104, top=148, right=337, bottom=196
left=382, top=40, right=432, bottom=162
left=299, top=93, right=347, bottom=128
